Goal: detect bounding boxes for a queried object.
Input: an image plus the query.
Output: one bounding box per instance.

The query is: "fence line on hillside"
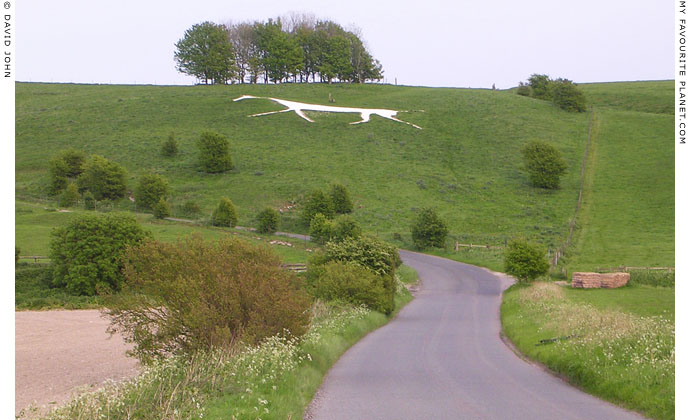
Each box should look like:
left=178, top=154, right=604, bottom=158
left=550, top=106, right=596, bottom=267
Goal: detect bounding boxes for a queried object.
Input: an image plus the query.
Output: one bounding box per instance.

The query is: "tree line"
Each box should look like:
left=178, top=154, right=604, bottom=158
left=175, top=14, right=384, bottom=85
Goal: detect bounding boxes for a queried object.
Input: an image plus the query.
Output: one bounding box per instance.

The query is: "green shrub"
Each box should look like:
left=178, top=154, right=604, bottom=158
left=83, top=191, right=96, bottom=210
left=330, top=183, right=353, bottom=214
left=333, top=214, right=362, bottom=241
left=49, top=148, right=87, bottom=195
left=527, top=74, right=553, bottom=100
left=48, top=156, right=69, bottom=195
left=197, top=131, right=233, bottom=173
left=50, top=213, right=151, bottom=295
left=411, top=207, right=448, bottom=249
left=134, top=172, right=170, bottom=210
left=180, top=200, right=202, bottom=218
left=309, top=213, right=336, bottom=244
left=306, top=261, right=393, bottom=314
left=256, top=207, right=279, bottom=234
left=504, top=239, right=549, bottom=282
left=58, top=183, right=80, bottom=207
left=516, top=82, right=531, bottom=97
left=15, top=246, right=19, bottom=266
left=521, top=140, right=568, bottom=189
left=302, top=189, right=335, bottom=224
left=551, top=78, right=587, bottom=112
left=161, top=132, right=179, bottom=157
left=153, top=198, right=171, bottom=219
left=104, top=235, right=311, bottom=363
left=77, top=155, right=128, bottom=201
left=314, top=235, right=399, bottom=277
left=58, top=148, right=87, bottom=177
left=309, top=235, right=399, bottom=314
left=212, top=197, right=238, bottom=227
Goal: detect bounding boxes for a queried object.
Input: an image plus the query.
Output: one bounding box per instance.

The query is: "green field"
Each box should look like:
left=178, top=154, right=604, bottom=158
left=16, top=82, right=592, bottom=263
left=567, top=82, right=674, bottom=271
left=15, top=80, right=673, bottom=271
left=15, top=200, right=312, bottom=263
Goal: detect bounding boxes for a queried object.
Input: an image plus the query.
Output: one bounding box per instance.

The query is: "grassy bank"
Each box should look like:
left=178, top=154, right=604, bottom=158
left=501, top=282, right=674, bottom=420
left=31, top=275, right=414, bottom=420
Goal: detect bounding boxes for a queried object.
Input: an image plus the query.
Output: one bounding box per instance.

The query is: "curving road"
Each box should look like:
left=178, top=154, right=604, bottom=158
left=305, top=250, right=646, bottom=420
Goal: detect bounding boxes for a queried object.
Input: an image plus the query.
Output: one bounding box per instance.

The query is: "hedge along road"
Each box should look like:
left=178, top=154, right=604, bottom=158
left=305, top=250, right=647, bottom=420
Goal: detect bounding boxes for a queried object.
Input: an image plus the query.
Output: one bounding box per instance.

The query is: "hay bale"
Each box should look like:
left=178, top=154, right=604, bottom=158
left=572, top=272, right=629, bottom=288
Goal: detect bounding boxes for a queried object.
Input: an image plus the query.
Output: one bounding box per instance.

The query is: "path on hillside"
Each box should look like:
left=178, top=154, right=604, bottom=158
left=15, top=310, right=139, bottom=417
left=305, top=250, right=646, bottom=420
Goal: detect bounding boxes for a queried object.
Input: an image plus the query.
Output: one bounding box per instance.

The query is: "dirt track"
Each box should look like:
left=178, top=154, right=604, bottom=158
left=15, top=310, right=139, bottom=417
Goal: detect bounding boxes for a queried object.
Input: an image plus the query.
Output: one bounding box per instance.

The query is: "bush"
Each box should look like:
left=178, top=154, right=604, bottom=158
left=153, top=198, right=171, bottom=219
left=504, top=239, right=549, bottom=282
left=50, top=213, right=151, bottom=296
left=58, top=183, right=80, bottom=207
left=134, top=172, right=170, bottom=210
left=330, top=183, right=353, bottom=214
left=306, top=261, right=393, bottom=314
left=77, top=155, right=128, bottom=201
left=315, top=235, right=399, bottom=277
left=83, top=191, right=96, bottom=210
left=180, top=200, right=202, bottom=218
left=309, top=235, right=399, bottom=314
left=48, top=157, right=69, bottom=194
left=49, top=148, right=87, bottom=195
left=551, top=78, right=587, bottom=112
left=15, top=246, right=19, bottom=266
left=104, top=236, right=311, bottom=363
left=521, top=140, right=568, bottom=189
left=527, top=74, right=553, bottom=100
left=212, top=197, right=238, bottom=227
left=516, top=82, right=531, bottom=97
left=256, top=207, right=279, bottom=234
left=161, top=132, right=179, bottom=157
left=333, top=215, right=362, bottom=241
left=411, top=207, right=448, bottom=249
left=309, top=213, right=336, bottom=244
left=302, top=189, right=334, bottom=224
left=197, top=131, right=233, bottom=173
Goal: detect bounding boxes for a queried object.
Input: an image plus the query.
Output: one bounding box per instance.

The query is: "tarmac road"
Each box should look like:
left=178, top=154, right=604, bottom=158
left=305, top=250, right=646, bottom=420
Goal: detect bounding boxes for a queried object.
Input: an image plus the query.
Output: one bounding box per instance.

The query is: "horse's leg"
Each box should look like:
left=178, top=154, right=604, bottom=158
left=248, top=109, right=291, bottom=118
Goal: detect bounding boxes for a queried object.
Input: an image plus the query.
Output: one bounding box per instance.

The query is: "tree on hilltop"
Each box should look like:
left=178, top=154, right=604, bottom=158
left=175, top=22, right=237, bottom=84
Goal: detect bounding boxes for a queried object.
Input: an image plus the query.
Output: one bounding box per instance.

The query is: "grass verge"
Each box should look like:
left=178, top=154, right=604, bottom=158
left=501, top=282, right=674, bottom=420
left=29, top=278, right=413, bottom=420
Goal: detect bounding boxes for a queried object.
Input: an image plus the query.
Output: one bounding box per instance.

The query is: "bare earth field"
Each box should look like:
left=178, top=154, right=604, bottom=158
left=15, top=310, right=139, bottom=417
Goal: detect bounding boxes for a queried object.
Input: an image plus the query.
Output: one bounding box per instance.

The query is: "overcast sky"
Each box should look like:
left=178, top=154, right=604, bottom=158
left=17, top=0, right=672, bottom=88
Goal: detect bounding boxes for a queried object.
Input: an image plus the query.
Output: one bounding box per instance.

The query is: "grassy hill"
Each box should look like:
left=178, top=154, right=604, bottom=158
left=568, top=82, right=674, bottom=271
left=15, top=81, right=673, bottom=270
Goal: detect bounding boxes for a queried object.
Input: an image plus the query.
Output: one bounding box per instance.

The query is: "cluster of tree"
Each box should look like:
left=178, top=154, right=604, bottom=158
left=175, top=15, right=383, bottom=85
left=517, top=74, right=587, bottom=112
left=307, top=235, right=401, bottom=314
left=49, top=149, right=128, bottom=207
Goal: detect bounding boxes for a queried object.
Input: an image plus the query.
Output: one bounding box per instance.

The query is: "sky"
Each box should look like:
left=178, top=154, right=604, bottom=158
left=17, top=0, right=673, bottom=88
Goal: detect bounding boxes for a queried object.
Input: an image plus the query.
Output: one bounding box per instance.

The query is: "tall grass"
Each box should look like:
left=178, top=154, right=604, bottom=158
left=502, top=282, right=674, bottom=420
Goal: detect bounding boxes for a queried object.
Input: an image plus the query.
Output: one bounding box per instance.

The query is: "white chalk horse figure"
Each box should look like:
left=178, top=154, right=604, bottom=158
left=233, top=95, right=422, bottom=129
